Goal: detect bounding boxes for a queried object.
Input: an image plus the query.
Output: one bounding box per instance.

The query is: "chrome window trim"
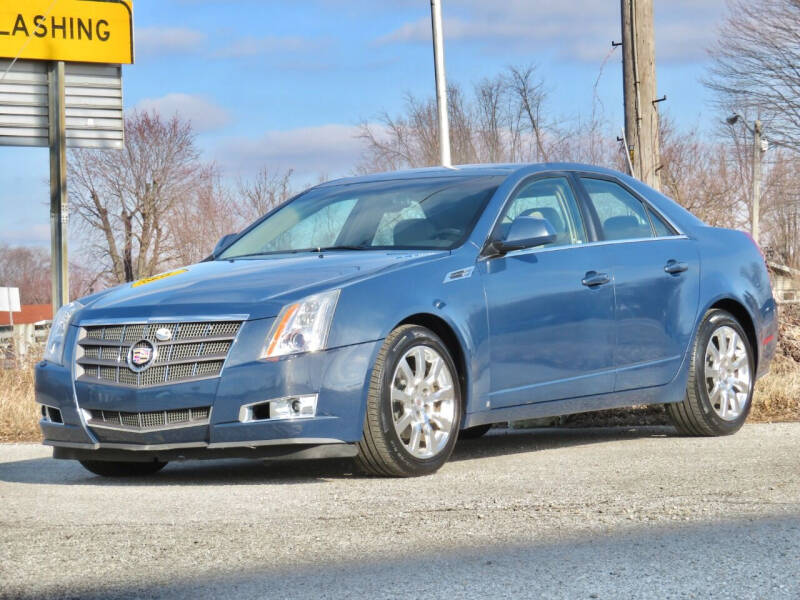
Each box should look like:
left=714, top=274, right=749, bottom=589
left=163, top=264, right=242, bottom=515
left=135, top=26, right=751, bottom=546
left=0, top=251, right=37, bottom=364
left=480, top=233, right=690, bottom=261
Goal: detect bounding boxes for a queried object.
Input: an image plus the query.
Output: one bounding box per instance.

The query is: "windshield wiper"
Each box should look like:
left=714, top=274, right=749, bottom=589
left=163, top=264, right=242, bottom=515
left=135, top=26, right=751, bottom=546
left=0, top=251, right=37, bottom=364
left=219, top=249, right=309, bottom=260
left=220, top=246, right=370, bottom=260
left=314, top=245, right=370, bottom=252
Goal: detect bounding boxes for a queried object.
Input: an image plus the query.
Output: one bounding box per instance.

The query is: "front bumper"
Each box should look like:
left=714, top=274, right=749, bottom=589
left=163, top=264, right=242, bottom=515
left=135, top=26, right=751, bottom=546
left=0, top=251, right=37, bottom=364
left=36, top=330, right=381, bottom=461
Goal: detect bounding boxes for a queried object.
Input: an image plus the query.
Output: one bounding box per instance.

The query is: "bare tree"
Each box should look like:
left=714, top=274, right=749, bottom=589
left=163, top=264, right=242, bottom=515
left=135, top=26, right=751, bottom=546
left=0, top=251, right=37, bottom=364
left=659, top=119, right=746, bottom=229
left=506, top=65, right=549, bottom=162
left=358, top=67, right=553, bottom=172
left=358, top=93, right=440, bottom=172
left=0, top=244, right=50, bottom=305
left=68, top=111, right=207, bottom=283
left=235, top=167, right=294, bottom=223
left=706, top=0, right=800, bottom=152
left=169, top=166, right=241, bottom=265
left=758, top=150, right=800, bottom=266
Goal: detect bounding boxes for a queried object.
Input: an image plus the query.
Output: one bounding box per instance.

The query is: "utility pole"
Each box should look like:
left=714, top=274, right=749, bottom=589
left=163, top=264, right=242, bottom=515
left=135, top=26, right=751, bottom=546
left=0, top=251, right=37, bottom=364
left=752, top=119, right=763, bottom=244
left=48, top=60, right=69, bottom=314
left=430, top=0, right=451, bottom=167
left=726, top=113, right=767, bottom=245
left=620, top=0, right=661, bottom=190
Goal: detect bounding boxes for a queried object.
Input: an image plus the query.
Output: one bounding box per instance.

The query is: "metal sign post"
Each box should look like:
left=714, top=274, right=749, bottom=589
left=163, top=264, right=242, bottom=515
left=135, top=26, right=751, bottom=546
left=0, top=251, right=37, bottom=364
left=0, top=287, right=21, bottom=366
left=49, top=60, right=69, bottom=311
left=429, top=0, right=451, bottom=168
left=0, top=1, right=133, bottom=317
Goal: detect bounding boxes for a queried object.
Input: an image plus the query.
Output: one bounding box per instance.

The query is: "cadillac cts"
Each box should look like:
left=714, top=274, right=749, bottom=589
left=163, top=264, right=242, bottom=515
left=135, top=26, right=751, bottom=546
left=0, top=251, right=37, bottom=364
left=36, top=163, right=778, bottom=477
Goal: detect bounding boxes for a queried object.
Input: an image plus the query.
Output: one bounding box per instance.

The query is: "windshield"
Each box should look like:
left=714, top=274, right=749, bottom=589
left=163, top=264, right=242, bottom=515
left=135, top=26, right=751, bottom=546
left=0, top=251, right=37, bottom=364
left=218, top=176, right=503, bottom=259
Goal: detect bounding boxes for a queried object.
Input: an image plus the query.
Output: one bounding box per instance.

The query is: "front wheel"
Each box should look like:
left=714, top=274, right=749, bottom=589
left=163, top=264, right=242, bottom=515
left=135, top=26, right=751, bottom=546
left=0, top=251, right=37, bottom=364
left=356, top=325, right=462, bottom=477
left=668, top=309, right=755, bottom=436
left=79, top=460, right=167, bottom=477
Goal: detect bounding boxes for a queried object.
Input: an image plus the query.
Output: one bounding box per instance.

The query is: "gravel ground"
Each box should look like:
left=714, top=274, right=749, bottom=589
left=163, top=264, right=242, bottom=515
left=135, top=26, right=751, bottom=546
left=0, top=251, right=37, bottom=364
left=1, top=423, right=799, bottom=600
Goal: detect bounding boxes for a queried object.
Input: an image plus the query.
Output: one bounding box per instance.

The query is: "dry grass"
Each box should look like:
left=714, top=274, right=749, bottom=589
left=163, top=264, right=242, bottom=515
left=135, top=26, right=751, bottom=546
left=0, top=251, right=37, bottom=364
left=0, top=363, right=41, bottom=443
left=751, top=356, right=800, bottom=422
left=750, top=303, right=800, bottom=422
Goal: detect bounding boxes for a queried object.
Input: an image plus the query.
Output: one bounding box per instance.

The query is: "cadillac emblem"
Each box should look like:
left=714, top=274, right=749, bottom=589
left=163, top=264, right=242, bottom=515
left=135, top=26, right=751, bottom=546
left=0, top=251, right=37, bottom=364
left=127, top=340, right=157, bottom=372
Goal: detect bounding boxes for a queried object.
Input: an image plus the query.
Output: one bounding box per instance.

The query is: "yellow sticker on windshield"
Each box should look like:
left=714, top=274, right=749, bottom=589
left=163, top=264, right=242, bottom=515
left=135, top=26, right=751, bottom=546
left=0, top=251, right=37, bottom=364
left=132, top=269, right=188, bottom=288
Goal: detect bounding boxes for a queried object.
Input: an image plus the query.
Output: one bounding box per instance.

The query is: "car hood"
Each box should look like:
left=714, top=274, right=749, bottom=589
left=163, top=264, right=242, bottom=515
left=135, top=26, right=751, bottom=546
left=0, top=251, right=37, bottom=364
left=75, top=250, right=446, bottom=323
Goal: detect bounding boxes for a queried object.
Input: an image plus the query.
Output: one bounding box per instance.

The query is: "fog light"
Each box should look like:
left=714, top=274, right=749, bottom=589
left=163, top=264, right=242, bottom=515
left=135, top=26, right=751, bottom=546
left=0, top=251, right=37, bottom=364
left=271, top=395, right=316, bottom=419
left=40, top=405, right=62, bottom=424
left=239, top=394, right=318, bottom=422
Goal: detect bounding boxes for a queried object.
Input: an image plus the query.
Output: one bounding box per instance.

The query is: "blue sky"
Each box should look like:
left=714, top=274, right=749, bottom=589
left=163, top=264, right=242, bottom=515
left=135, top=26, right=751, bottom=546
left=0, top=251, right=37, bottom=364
left=1, top=0, right=729, bottom=247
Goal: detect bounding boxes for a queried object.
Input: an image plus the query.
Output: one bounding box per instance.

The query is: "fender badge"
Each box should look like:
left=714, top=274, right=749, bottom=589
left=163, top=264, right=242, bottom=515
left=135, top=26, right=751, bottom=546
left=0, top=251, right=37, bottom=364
left=443, top=266, right=475, bottom=283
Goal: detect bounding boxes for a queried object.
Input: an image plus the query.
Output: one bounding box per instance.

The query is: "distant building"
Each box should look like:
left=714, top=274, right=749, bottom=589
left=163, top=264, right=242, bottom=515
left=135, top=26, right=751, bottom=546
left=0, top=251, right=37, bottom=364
left=0, top=304, right=52, bottom=367
left=767, top=262, right=800, bottom=304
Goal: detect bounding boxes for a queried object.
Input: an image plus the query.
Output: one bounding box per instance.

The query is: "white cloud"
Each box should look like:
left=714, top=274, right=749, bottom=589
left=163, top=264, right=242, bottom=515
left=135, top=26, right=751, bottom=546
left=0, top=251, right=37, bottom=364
left=216, top=124, right=368, bottom=180
left=136, top=27, right=206, bottom=57
left=376, top=0, right=727, bottom=64
left=216, top=36, right=313, bottom=58
left=1, top=224, right=50, bottom=246
left=133, top=94, right=231, bottom=132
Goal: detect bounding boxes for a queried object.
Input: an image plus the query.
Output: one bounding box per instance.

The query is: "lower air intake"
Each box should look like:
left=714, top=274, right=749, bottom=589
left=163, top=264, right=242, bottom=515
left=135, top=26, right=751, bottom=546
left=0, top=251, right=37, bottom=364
left=85, top=407, right=211, bottom=431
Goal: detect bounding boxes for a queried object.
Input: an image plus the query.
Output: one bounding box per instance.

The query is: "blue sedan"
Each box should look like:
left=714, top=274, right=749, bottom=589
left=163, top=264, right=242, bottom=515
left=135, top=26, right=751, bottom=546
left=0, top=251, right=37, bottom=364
left=36, top=163, right=778, bottom=477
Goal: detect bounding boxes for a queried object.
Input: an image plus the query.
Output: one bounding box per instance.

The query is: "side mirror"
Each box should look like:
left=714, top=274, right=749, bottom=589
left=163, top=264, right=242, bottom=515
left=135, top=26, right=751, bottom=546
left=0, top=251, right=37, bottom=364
left=486, top=216, right=557, bottom=257
left=212, top=233, right=238, bottom=258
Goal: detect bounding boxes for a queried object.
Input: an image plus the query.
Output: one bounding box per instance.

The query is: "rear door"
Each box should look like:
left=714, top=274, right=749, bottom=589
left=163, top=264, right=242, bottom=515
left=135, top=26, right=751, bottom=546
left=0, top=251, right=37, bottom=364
left=577, top=175, right=700, bottom=391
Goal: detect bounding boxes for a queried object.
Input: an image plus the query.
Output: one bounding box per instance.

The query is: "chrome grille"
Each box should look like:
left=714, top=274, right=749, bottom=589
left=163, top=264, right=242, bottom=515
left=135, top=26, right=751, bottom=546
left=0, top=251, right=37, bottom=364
left=76, top=320, right=242, bottom=388
left=86, top=407, right=211, bottom=431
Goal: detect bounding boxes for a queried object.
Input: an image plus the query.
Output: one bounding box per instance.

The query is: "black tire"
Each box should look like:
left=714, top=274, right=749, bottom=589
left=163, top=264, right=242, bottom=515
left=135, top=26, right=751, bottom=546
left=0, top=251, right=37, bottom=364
left=79, top=460, right=167, bottom=477
left=459, top=423, right=492, bottom=439
left=668, top=309, right=755, bottom=436
left=355, top=325, right=462, bottom=477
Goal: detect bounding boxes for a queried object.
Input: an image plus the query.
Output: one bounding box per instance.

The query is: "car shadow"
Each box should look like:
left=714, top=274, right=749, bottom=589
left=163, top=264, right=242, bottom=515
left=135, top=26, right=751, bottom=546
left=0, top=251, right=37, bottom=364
left=0, top=425, right=677, bottom=486
left=450, top=425, right=676, bottom=463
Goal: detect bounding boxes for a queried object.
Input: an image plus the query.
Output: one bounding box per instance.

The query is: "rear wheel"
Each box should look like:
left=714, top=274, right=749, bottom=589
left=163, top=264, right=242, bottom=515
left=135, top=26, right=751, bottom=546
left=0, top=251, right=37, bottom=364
left=79, top=460, right=167, bottom=477
left=668, top=309, right=754, bottom=436
left=356, top=325, right=461, bottom=477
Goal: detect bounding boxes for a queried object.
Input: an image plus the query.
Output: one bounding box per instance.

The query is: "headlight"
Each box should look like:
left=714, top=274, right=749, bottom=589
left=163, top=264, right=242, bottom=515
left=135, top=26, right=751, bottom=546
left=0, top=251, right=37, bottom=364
left=263, top=290, right=340, bottom=358
left=43, top=301, right=82, bottom=365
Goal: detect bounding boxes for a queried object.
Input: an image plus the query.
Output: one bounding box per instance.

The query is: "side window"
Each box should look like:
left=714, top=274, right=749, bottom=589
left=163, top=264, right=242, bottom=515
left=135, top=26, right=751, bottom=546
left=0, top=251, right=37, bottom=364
left=646, top=206, right=676, bottom=237
left=580, top=178, right=654, bottom=241
left=500, top=177, right=587, bottom=248
left=264, top=198, right=357, bottom=251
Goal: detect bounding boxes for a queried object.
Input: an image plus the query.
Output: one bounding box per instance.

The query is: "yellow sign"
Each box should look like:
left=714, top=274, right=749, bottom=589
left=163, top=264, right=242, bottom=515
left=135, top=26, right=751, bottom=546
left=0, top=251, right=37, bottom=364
left=132, top=269, right=187, bottom=288
left=0, top=1, right=133, bottom=65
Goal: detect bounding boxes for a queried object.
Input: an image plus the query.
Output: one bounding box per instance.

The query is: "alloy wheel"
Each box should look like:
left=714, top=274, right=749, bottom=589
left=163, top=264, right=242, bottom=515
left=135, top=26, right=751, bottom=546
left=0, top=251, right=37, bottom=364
left=390, top=344, right=456, bottom=459
left=704, top=325, right=751, bottom=421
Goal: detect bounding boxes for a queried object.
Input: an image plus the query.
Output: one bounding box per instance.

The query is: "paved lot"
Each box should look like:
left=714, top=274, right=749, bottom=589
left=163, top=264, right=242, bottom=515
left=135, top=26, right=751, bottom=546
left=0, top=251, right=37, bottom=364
left=1, top=424, right=799, bottom=600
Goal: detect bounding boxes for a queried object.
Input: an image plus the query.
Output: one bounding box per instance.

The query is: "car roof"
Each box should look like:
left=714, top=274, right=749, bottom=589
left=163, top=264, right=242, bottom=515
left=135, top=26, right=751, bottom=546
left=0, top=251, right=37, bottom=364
left=316, top=162, right=627, bottom=188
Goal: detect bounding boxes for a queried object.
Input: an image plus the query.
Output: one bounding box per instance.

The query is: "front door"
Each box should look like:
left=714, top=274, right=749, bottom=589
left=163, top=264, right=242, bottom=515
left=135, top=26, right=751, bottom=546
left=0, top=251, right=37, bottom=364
left=480, top=175, right=617, bottom=409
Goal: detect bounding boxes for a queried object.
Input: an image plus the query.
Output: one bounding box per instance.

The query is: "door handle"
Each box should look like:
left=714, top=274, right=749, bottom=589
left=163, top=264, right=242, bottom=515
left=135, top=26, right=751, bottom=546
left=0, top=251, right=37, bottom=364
left=664, top=260, right=689, bottom=275
left=582, top=271, right=611, bottom=287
